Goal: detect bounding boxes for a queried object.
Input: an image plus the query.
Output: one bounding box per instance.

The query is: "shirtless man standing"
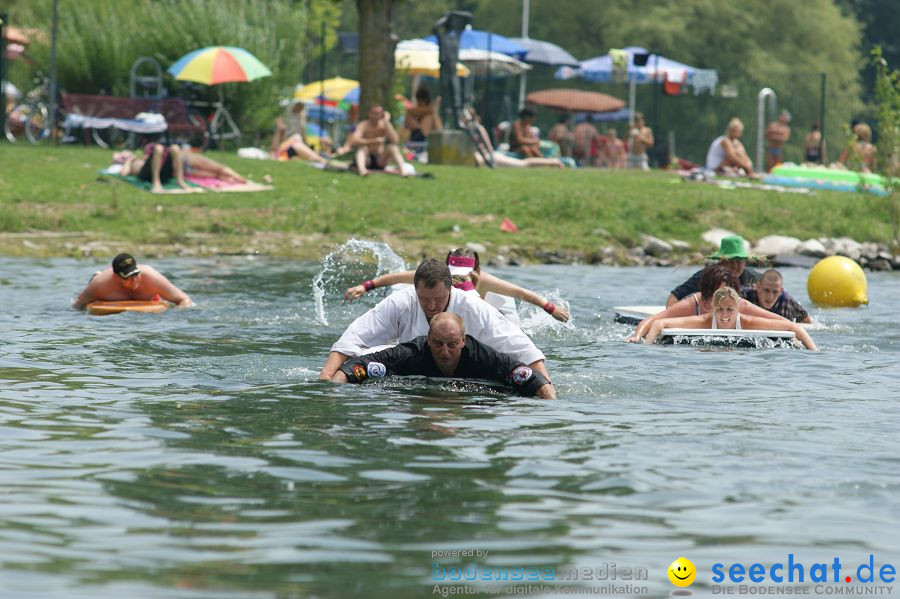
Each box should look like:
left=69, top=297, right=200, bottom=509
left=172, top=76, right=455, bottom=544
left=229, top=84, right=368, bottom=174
left=73, top=253, right=193, bottom=309
left=764, top=110, right=791, bottom=171
left=348, top=104, right=408, bottom=177
left=626, top=112, right=654, bottom=170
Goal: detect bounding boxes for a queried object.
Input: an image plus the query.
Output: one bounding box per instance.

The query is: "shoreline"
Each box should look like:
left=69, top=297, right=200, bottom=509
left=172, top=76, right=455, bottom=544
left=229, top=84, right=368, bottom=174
left=1, top=145, right=897, bottom=271
left=2, top=230, right=895, bottom=272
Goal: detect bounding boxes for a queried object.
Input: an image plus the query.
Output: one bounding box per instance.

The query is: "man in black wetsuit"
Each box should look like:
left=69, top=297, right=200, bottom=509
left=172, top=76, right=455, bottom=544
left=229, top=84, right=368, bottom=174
left=667, top=235, right=762, bottom=307
left=331, top=312, right=555, bottom=399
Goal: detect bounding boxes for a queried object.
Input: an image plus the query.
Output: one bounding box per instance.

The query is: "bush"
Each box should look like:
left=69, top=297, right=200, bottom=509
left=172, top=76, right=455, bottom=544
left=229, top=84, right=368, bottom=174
left=9, top=0, right=340, bottom=136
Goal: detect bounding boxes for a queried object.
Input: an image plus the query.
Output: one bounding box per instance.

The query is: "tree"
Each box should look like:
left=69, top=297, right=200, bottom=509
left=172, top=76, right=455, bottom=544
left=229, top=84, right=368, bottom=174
left=356, top=0, right=396, bottom=113
left=871, top=46, right=900, bottom=244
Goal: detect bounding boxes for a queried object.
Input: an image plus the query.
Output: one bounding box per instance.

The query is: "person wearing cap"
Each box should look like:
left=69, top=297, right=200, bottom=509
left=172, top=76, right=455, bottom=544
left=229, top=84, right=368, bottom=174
left=343, top=248, right=570, bottom=322
left=665, top=235, right=763, bottom=307
left=73, top=253, right=193, bottom=309
left=332, top=312, right=555, bottom=398
left=764, top=109, right=792, bottom=172
left=629, top=264, right=792, bottom=342
left=319, top=259, right=553, bottom=387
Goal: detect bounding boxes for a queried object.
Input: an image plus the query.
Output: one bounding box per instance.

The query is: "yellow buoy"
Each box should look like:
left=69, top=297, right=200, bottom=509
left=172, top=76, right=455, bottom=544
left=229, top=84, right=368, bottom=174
left=807, top=256, right=868, bottom=307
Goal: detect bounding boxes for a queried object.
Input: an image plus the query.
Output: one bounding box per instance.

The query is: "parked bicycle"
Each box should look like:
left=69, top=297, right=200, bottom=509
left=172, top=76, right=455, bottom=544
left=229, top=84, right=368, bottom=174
left=3, top=74, right=51, bottom=144
left=2, top=73, right=82, bottom=145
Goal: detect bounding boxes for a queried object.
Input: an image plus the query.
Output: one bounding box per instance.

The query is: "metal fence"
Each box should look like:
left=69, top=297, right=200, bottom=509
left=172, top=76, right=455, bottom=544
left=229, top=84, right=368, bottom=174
left=474, top=66, right=868, bottom=168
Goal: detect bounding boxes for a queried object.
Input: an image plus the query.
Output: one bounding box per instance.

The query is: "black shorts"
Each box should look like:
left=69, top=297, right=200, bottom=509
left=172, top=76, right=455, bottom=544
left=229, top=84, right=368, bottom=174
left=137, top=151, right=174, bottom=183
left=367, top=152, right=384, bottom=170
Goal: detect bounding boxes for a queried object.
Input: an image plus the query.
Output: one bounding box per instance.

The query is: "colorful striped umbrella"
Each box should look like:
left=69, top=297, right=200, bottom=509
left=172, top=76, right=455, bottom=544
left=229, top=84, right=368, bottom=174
left=294, top=77, right=360, bottom=104
left=168, top=46, right=272, bottom=85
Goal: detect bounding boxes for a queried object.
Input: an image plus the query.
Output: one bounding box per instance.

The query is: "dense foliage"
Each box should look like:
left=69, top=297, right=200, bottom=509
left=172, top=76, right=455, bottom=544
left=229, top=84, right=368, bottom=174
left=3, top=0, right=341, bottom=135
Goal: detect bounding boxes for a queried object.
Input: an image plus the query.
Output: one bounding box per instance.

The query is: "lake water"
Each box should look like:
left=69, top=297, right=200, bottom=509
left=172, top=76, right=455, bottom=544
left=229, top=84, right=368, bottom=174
left=1, top=246, right=898, bottom=599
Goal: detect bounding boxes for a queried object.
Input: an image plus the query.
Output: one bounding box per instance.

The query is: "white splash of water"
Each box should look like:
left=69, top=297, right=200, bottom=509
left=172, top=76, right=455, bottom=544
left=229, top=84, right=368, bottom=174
left=312, top=239, right=407, bottom=326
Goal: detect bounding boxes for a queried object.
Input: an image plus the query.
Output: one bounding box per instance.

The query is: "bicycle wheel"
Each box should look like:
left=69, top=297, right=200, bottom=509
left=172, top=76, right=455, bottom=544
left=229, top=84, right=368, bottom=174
left=24, top=103, right=51, bottom=144
left=91, top=127, right=135, bottom=150
left=4, top=103, right=34, bottom=143
left=183, top=110, right=210, bottom=152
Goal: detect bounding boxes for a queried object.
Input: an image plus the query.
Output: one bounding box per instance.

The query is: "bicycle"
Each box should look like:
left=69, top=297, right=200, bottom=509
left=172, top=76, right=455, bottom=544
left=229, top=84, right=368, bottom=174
left=180, top=82, right=237, bottom=150
left=4, top=74, right=50, bottom=144
left=3, top=73, right=81, bottom=145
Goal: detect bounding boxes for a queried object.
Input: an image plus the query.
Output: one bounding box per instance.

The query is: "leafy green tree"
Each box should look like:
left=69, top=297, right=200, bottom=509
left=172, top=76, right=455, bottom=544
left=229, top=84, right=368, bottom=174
left=5, top=0, right=338, bottom=134
left=871, top=46, right=899, bottom=243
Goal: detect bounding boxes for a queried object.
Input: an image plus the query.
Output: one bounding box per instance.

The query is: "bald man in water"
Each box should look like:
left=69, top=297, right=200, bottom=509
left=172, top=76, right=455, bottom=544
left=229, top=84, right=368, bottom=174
left=332, top=312, right=555, bottom=399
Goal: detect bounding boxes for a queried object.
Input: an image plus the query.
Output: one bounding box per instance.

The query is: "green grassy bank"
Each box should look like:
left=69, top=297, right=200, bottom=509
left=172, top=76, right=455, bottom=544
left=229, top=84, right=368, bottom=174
left=0, top=144, right=892, bottom=262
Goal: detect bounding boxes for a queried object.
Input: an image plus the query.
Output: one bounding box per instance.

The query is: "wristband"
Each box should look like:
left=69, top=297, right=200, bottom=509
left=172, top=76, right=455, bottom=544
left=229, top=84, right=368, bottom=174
left=543, top=302, right=556, bottom=315
left=362, top=280, right=376, bottom=292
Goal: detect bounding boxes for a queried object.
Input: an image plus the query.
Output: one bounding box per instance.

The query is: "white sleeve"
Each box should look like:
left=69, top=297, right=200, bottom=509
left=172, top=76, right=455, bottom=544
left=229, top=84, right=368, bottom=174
left=458, top=295, right=545, bottom=364
left=331, top=296, right=402, bottom=356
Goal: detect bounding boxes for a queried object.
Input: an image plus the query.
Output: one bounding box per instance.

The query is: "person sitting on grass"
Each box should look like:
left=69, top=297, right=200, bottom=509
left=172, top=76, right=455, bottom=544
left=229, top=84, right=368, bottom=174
left=640, top=286, right=817, bottom=350
left=73, top=253, right=193, bottom=309
left=706, top=117, right=755, bottom=176
left=116, top=144, right=246, bottom=193
left=403, top=88, right=442, bottom=144
left=627, top=264, right=791, bottom=342
left=345, top=248, right=570, bottom=322
left=332, top=311, right=555, bottom=398
left=509, top=108, right=542, bottom=159
left=462, top=108, right=564, bottom=168
left=348, top=104, right=409, bottom=177
left=744, top=269, right=812, bottom=323
left=838, top=122, right=877, bottom=173
left=270, top=99, right=328, bottom=164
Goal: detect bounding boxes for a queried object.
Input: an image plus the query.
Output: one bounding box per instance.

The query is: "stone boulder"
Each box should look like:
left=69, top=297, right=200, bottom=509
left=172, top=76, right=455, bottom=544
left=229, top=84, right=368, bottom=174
left=832, top=237, right=863, bottom=261
left=754, top=235, right=801, bottom=256
left=641, top=234, right=673, bottom=256
left=797, top=238, right=828, bottom=257
left=701, top=228, right=740, bottom=248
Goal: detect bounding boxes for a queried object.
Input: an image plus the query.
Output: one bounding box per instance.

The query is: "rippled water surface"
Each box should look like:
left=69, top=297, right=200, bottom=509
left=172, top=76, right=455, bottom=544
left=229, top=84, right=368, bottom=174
left=1, top=253, right=898, bottom=598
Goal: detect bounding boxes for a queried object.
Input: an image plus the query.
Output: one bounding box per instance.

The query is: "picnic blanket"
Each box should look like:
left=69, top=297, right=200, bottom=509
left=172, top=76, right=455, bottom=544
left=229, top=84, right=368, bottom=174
left=678, top=169, right=810, bottom=194
left=100, top=168, right=272, bottom=193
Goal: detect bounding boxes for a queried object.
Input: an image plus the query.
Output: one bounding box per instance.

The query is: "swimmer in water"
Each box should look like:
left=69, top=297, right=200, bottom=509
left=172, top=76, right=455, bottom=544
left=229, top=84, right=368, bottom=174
left=744, top=269, right=813, bottom=323
left=332, top=311, right=555, bottom=398
left=641, top=286, right=817, bottom=350
left=345, top=248, right=570, bottom=322
left=627, top=264, right=791, bottom=342
left=73, top=253, right=193, bottom=308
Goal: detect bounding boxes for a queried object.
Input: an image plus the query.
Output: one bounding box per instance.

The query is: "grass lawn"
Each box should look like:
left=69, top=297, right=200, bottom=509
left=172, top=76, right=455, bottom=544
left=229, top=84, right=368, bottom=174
left=0, top=143, right=893, bottom=261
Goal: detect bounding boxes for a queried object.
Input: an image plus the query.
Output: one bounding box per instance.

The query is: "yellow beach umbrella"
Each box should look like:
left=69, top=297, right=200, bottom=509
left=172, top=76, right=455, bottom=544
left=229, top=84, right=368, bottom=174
left=395, top=39, right=470, bottom=78
left=294, top=76, right=360, bottom=103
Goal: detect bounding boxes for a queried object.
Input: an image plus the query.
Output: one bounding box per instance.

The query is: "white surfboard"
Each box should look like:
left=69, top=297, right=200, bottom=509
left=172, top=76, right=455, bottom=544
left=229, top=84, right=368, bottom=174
left=660, top=328, right=796, bottom=347
left=613, top=305, right=665, bottom=324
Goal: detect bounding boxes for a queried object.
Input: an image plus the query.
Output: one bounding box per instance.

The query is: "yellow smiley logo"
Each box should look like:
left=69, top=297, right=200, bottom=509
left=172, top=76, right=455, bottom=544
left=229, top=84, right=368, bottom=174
left=668, top=557, right=697, bottom=587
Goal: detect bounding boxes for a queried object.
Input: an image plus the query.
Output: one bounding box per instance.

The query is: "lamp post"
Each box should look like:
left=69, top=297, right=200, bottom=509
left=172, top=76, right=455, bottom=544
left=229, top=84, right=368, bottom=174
left=516, top=0, right=529, bottom=110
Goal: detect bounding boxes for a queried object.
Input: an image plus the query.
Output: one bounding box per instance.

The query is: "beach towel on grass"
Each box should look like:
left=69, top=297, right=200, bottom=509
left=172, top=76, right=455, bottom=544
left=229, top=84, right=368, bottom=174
left=184, top=175, right=273, bottom=192
left=100, top=168, right=273, bottom=193
left=99, top=170, right=202, bottom=194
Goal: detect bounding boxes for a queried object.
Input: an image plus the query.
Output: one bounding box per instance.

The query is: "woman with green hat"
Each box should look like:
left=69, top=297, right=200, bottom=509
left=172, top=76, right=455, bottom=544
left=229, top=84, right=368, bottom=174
left=665, top=235, right=763, bottom=307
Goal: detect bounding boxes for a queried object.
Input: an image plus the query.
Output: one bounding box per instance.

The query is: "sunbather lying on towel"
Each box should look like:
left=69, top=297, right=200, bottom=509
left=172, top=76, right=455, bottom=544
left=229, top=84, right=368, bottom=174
left=115, top=144, right=246, bottom=193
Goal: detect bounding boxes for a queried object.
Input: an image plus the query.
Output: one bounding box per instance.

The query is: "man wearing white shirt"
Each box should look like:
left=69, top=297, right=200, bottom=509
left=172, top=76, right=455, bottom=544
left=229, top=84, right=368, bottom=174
left=319, top=259, right=553, bottom=393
